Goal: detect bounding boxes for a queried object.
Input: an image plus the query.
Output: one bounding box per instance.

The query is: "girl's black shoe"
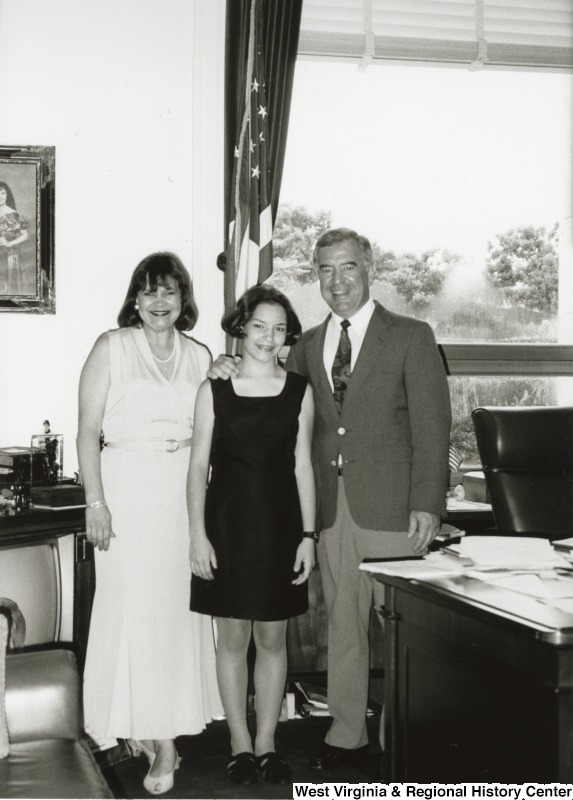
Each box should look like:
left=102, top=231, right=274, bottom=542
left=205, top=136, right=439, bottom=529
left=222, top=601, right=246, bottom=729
left=255, top=752, right=292, bottom=784
left=227, top=752, right=258, bottom=784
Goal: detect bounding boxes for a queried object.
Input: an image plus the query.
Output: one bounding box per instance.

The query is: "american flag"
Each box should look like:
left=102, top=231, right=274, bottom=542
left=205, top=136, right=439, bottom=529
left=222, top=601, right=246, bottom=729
left=448, top=442, right=465, bottom=472
left=225, top=0, right=272, bottom=311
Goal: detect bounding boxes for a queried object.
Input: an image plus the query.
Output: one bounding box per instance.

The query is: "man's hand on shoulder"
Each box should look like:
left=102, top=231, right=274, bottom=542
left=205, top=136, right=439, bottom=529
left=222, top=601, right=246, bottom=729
left=206, top=354, right=241, bottom=380
left=407, top=510, right=441, bottom=554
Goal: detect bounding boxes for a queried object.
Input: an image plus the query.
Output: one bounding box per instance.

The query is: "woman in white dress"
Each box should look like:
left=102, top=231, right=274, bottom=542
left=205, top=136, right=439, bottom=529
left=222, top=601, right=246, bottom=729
left=77, top=252, right=222, bottom=795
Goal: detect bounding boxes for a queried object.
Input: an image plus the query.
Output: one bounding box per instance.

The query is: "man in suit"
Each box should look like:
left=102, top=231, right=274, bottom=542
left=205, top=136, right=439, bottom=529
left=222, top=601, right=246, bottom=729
left=286, top=227, right=451, bottom=769
left=210, top=227, right=452, bottom=769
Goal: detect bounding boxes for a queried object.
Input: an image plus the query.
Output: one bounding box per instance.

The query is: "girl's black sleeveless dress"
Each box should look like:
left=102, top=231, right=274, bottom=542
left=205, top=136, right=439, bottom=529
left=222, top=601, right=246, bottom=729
left=190, top=371, right=309, bottom=621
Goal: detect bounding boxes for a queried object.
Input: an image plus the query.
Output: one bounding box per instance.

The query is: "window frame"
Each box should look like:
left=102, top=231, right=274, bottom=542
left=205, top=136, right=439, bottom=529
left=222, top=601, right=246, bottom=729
left=442, top=344, right=573, bottom=376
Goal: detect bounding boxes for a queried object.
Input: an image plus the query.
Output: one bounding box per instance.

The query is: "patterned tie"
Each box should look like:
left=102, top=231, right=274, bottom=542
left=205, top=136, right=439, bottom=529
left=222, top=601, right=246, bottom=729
left=331, top=319, right=351, bottom=414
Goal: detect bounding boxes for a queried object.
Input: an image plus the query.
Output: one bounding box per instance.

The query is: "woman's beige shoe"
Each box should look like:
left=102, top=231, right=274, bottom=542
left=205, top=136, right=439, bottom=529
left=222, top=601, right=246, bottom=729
left=143, top=754, right=181, bottom=795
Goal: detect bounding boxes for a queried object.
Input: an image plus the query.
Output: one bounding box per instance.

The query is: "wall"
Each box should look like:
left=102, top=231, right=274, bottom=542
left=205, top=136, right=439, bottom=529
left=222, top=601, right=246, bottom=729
left=0, top=0, right=225, bottom=472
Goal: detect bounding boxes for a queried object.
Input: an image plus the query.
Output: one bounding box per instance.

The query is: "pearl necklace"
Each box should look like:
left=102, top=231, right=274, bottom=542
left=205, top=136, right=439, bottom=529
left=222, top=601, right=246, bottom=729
left=151, top=341, right=176, bottom=363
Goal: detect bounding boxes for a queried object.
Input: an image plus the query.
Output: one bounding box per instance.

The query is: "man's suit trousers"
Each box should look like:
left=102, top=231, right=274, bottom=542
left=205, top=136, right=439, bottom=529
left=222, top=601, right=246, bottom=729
left=318, top=477, right=420, bottom=751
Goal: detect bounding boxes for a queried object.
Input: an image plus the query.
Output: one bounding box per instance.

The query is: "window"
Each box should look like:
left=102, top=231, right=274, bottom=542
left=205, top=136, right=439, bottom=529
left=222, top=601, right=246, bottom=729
left=269, top=58, right=573, bottom=466
left=297, top=0, right=573, bottom=71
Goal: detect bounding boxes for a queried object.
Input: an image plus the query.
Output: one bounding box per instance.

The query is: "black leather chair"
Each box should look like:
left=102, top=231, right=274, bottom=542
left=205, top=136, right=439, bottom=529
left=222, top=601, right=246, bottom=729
left=471, top=406, right=573, bottom=540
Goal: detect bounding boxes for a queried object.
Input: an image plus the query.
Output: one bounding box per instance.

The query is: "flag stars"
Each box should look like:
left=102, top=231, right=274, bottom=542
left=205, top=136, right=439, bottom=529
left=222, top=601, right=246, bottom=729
left=251, top=78, right=259, bottom=92
left=251, top=165, right=260, bottom=179
left=257, top=105, right=268, bottom=119
left=249, top=139, right=256, bottom=153
left=259, top=131, right=265, bottom=142
left=234, top=146, right=240, bottom=158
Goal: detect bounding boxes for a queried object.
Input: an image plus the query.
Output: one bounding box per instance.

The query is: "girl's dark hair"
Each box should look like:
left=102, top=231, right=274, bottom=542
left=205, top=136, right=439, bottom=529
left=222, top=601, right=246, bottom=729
left=222, top=285, right=302, bottom=346
left=0, top=182, right=16, bottom=209
left=117, top=252, right=198, bottom=331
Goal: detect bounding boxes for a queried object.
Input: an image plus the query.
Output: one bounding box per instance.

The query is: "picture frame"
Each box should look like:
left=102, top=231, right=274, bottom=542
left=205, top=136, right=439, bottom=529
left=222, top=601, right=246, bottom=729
left=0, top=145, right=55, bottom=313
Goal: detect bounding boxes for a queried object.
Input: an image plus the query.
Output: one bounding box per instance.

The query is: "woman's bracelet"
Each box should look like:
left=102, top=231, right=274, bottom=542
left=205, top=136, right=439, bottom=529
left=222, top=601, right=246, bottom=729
left=87, top=500, right=108, bottom=509
left=303, top=531, right=319, bottom=543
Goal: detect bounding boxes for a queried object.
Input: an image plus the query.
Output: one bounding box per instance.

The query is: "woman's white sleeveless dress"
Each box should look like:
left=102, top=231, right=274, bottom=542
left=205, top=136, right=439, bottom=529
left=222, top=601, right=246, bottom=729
left=83, top=327, right=222, bottom=744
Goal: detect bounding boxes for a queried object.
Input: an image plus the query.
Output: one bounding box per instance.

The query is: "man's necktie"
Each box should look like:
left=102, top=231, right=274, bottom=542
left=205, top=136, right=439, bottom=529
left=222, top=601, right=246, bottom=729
left=331, top=319, right=351, bottom=414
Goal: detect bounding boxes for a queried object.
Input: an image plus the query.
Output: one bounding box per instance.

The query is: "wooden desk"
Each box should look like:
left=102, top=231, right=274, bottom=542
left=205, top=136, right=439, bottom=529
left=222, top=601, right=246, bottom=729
left=0, top=504, right=85, bottom=544
left=367, top=571, right=573, bottom=782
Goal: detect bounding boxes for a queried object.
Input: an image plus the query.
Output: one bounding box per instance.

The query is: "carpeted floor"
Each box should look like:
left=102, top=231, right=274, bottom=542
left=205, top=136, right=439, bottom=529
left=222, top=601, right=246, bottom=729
left=99, top=714, right=383, bottom=799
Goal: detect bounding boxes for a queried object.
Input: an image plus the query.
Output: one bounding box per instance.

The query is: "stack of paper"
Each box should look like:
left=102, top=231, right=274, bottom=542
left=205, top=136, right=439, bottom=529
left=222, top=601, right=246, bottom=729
left=553, top=537, right=573, bottom=554
left=445, top=536, right=570, bottom=571
left=359, top=551, right=466, bottom=579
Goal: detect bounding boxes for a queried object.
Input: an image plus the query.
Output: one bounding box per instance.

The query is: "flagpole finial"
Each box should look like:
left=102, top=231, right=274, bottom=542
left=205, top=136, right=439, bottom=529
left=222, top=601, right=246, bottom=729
left=217, top=252, right=227, bottom=272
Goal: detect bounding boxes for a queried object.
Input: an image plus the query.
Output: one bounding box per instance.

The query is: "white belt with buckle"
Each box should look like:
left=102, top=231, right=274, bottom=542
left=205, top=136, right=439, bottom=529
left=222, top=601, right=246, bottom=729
left=105, top=438, right=192, bottom=452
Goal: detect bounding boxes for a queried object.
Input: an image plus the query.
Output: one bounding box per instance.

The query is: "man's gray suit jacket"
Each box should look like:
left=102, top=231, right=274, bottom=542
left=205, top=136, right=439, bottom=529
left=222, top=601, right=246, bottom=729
left=286, top=301, right=452, bottom=533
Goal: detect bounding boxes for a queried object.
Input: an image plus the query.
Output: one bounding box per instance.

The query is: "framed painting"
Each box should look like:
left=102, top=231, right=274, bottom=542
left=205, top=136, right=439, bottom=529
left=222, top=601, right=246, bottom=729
left=0, top=145, right=55, bottom=313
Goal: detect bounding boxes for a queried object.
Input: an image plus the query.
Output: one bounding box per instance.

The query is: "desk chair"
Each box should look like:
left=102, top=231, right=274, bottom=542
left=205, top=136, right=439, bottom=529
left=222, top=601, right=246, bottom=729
left=471, top=406, right=573, bottom=540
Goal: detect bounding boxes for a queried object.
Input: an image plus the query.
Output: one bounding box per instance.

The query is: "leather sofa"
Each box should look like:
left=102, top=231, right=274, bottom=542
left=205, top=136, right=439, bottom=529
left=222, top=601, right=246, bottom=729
left=0, top=648, right=113, bottom=799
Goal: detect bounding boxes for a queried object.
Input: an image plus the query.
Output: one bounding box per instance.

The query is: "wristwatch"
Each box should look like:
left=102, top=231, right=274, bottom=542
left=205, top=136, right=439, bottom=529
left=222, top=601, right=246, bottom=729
left=303, top=530, right=319, bottom=543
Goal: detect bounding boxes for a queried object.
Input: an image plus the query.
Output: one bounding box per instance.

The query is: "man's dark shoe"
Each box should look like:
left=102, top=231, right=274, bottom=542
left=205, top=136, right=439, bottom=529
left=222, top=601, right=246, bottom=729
left=309, top=742, right=370, bottom=770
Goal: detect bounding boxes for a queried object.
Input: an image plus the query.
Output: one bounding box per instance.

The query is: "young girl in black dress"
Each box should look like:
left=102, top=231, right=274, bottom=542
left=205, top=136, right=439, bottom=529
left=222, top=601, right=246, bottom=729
left=188, top=286, right=316, bottom=785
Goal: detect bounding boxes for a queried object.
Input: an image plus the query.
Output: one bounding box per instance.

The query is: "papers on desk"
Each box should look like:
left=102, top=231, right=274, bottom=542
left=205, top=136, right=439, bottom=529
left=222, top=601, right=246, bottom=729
left=446, top=497, right=492, bottom=512
left=470, top=571, right=573, bottom=599
left=444, top=537, right=573, bottom=605
left=359, top=551, right=466, bottom=579
left=361, top=537, right=573, bottom=605
left=553, top=536, right=573, bottom=554
left=444, top=536, right=570, bottom=571
left=540, top=597, right=573, bottom=614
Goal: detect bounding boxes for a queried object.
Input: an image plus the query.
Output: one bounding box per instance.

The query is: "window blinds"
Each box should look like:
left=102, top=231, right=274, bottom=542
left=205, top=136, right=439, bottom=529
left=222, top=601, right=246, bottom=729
left=298, top=0, right=573, bottom=70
